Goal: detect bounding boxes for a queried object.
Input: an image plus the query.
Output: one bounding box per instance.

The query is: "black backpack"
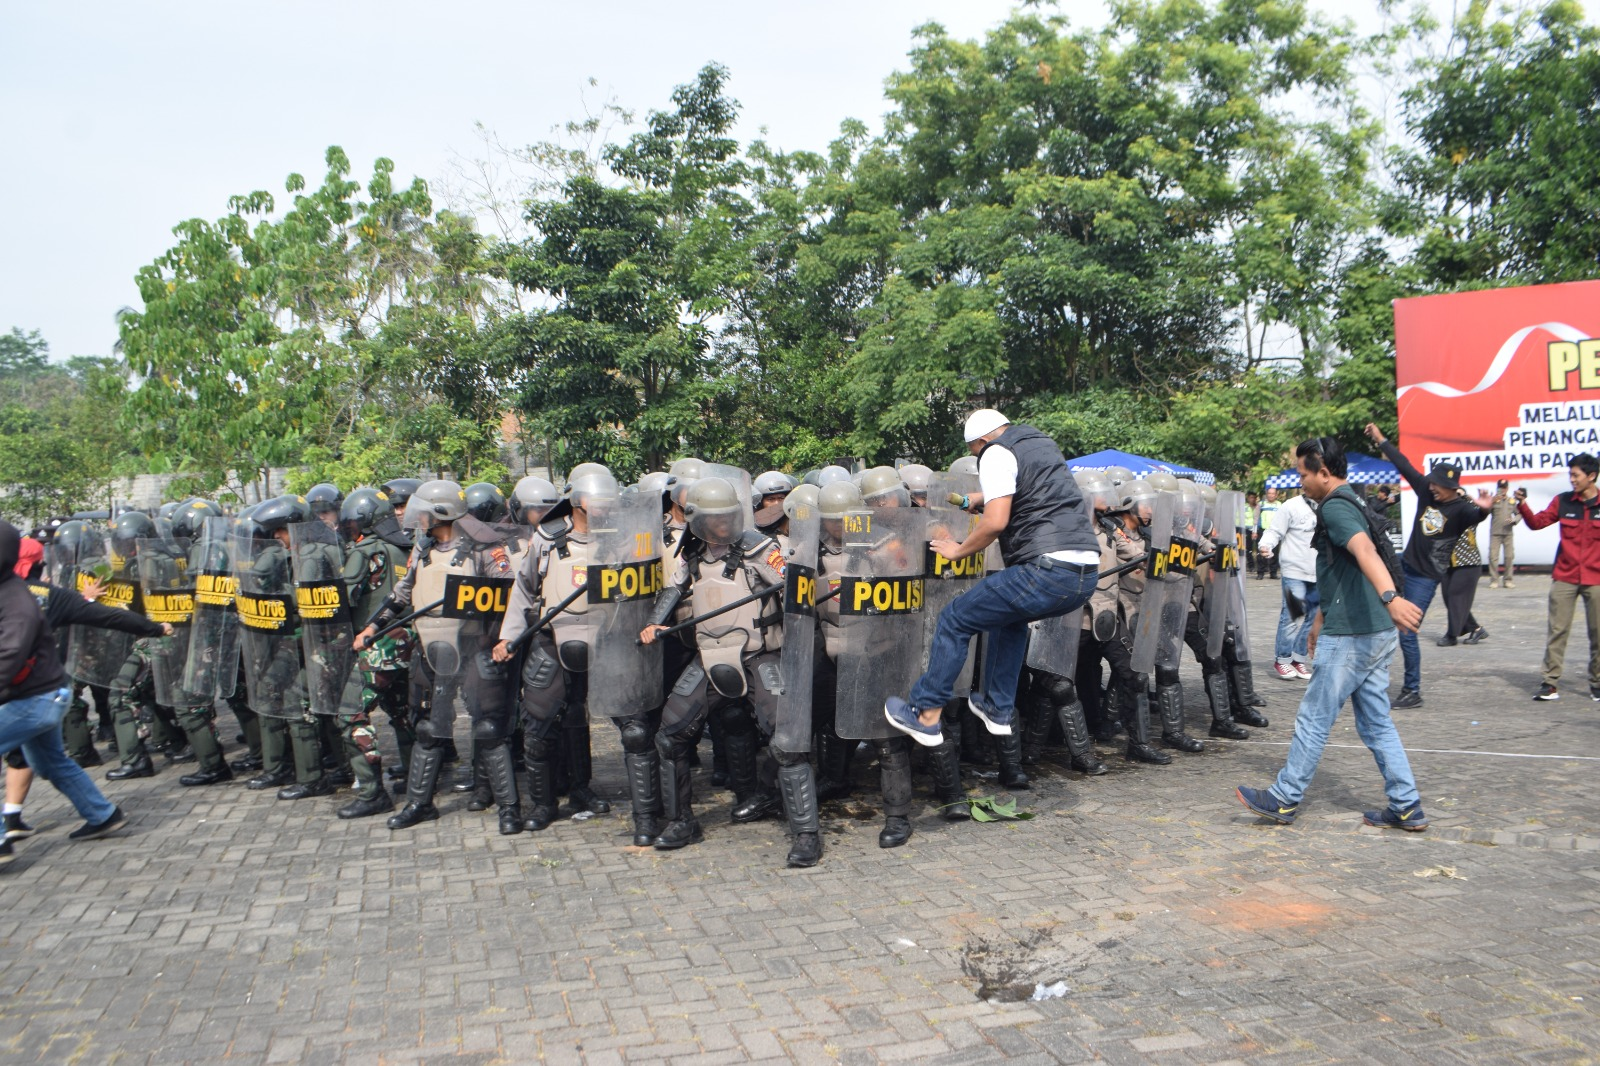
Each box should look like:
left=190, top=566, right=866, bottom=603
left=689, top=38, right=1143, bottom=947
left=1320, top=485, right=1405, bottom=590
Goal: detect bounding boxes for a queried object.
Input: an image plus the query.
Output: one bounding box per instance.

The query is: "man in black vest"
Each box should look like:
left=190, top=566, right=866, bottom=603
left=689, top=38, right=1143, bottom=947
left=886, top=410, right=1101, bottom=746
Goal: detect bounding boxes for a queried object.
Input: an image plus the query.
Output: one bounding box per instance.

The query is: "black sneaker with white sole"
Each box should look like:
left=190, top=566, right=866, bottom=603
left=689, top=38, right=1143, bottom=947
left=1533, top=683, right=1560, bottom=701
left=3, top=813, right=35, bottom=840
left=67, top=806, right=127, bottom=841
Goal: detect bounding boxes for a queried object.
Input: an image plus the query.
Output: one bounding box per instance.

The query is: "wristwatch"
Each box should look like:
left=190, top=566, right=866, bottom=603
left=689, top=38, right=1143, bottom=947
left=1380, top=590, right=1397, bottom=604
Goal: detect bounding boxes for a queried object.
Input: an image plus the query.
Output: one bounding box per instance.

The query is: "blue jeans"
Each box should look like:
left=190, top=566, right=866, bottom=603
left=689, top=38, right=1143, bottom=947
left=0, top=687, right=117, bottom=824
left=1271, top=630, right=1419, bottom=808
left=909, top=559, right=1098, bottom=717
left=1396, top=562, right=1439, bottom=692
left=1274, top=578, right=1320, bottom=663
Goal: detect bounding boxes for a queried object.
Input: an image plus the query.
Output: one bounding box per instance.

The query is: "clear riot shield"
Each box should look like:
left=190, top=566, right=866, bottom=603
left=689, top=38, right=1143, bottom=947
left=135, top=537, right=197, bottom=707
left=1027, top=608, right=1084, bottom=679
left=185, top=516, right=240, bottom=699
left=923, top=473, right=982, bottom=695
left=65, top=527, right=141, bottom=687
left=698, top=463, right=755, bottom=531
left=835, top=507, right=926, bottom=741
left=1155, top=493, right=1206, bottom=671
left=1205, top=491, right=1247, bottom=658
left=233, top=529, right=304, bottom=719
left=1129, top=492, right=1179, bottom=675
left=289, top=522, right=364, bottom=718
left=420, top=522, right=520, bottom=730
left=583, top=492, right=666, bottom=722
left=771, top=499, right=820, bottom=753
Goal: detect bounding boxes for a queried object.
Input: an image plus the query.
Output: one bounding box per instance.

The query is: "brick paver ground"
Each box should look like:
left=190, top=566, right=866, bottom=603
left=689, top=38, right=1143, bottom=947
left=3, top=576, right=1598, bottom=1063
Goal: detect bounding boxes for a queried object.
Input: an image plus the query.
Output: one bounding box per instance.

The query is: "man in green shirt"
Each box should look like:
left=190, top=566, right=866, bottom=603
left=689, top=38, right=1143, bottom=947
left=1236, top=436, right=1429, bottom=830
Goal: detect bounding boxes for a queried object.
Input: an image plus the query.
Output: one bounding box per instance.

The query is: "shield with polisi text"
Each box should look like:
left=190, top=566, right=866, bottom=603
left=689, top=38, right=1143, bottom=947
left=1130, top=491, right=1180, bottom=676
left=289, top=521, right=364, bottom=717
left=835, top=507, right=926, bottom=740
left=584, top=492, right=665, bottom=722
left=771, top=498, right=820, bottom=753
left=923, top=473, right=982, bottom=696
left=1205, top=491, right=1246, bottom=658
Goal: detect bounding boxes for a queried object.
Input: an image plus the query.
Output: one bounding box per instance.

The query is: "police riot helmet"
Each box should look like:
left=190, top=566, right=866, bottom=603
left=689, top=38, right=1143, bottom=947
left=568, top=470, right=621, bottom=511
left=1117, top=479, right=1158, bottom=523
left=110, top=511, right=158, bottom=555
left=814, top=465, right=851, bottom=487
left=510, top=476, right=562, bottom=524
left=157, top=501, right=183, bottom=521
left=1103, top=465, right=1134, bottom=487
left=566, top=462, right=611, bottom=488
left=668, top=457, right=705, bottom=480
left=171, top=499, right=223, bottom=542
left=817, top=481, right=864, bottom=518
left=380, top=478, right=422, bottom=513
left=948, top=456, right=979, bottom=476
left=51, top=519, right=93, bottom=569
left=403, top=481, right=467, bottom=528
left=859, top=466, right=910, bottom=508
left=1074, top=470, right=1117, bottom=513
left=753, top=470, right=796, bottom=500
left=464, top=482, right=509, bottom=523
left=898, top=463, right=934, bottom=503
left=253, top=494, right=312, bottom=535
left=339, top=488, right=396, bottom=540
left=1146, top=470, right=1181, bottom=494
left=304, top=483, right=343, bottom=518
left=684, top=477, right=744, bottom=546
left=783, top=483, right=820, bottom=523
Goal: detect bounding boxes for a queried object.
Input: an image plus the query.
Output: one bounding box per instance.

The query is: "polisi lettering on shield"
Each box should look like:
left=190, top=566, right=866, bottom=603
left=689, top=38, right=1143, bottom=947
left=1548, top=337, right=1600, bottom=392
left=784, top=565, right=818, bottom=616
left=1216, top=543, right=1240, bottom=572
left=586, top=559, right=664, bottom=604
left=442, top=574, right=515, bottom=619
left=840, top=576, right=925, bottom=615
left=926, top=548, right=983, bottom=579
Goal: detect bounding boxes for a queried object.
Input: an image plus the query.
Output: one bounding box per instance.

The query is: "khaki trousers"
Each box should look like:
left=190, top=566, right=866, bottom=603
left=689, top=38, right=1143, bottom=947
left=1489, top=532, right=1515, bottom=580
left=1542, top=581, right=1600, bottom=688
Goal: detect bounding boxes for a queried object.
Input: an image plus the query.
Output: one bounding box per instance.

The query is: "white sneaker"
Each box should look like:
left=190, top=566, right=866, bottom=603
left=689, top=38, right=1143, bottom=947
left=1488, top=579, right=1500, bottom=588
left=1504, top=580, right=1516, bottom=588
left=1291, top=661, right=1312, bottom=680
left=1272, top=662, right=1298, bottom=681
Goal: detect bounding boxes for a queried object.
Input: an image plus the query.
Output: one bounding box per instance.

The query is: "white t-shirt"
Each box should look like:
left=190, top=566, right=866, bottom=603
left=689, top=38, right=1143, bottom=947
left=978, top=445, right=1099, bottom=565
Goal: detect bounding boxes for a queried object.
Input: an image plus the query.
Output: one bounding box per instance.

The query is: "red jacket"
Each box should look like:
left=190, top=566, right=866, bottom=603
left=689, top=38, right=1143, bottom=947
left=1521, top=491, right=1600, bottom=586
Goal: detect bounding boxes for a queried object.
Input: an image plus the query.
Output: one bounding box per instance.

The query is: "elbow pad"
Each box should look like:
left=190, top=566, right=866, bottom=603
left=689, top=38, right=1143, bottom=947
left=647, top=587, right=684, bottom=628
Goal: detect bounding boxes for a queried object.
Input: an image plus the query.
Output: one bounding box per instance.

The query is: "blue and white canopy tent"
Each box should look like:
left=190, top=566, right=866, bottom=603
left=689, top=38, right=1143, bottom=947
left=1067, top=449, right=1216, bottom=486
left=1265, top=450, right=1399, bottom=489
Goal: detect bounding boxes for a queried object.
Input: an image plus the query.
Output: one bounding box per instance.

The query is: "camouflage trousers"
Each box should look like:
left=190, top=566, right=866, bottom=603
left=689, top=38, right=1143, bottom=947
left=109, top=638, right=186, bottom=765
left=344, top=630, right=414, bottom=798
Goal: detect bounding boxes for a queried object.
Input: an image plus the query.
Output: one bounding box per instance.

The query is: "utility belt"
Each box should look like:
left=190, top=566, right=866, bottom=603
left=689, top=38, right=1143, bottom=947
left=1032, top=554, right=1097, bottom=573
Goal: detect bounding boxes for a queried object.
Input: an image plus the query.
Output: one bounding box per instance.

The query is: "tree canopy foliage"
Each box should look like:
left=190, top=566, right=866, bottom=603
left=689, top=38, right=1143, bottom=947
left=5, top=0, right=1597, bottom=516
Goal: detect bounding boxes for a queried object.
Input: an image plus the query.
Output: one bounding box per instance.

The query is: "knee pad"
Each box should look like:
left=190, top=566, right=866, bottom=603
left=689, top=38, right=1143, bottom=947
left=413, top=718, right=442, bottom=748
left=718, top=700, right=756, bottom=737
left=471, top=717, right=504, bottom=747
left=1155, top=665, right=1180, bottom=687
left=1036, top=671, right=1075, bottom=707
left=522, top=644, right=560, bottom=689
left=770, top=745, right=808, bottom=768
left=619, top=719, right=653, bottom=755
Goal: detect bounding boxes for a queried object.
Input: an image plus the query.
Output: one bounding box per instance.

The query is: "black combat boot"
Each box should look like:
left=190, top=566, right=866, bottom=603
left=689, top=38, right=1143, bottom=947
left=1057, top=699, right=1107, bottom=776
left=1156, top=683, right=1205, bottom=753
left=337, top=788, right=395, bottom=819
left=1124, top=687, right=1171, bottom=765
left=562, top=727, right=611, bottom=815
left=522, top=733, right=559, bottom=832
left=995, top=731, right=1031, bottom=790
left=624, top=751, right=662, bottom=846
left=387, top=745, right=444, bottom=829
left=877, top=739, right=914, bottom=848
left=178, top=763, right=234, bottom=787
left=1228, top=656, right=1270, bottom=728
left=107, top=754, right=156, bottom=780
left=778, top=762, right=823, bottom=868
left=482, top=743, right=523, bottom=836
left=653, top=750, right=703, bottom=850
left=1206, top=672, right=1250, bottom=738
left=814, top=732, right=855, bottom=801
left=928, top=733, right=970, bottom=820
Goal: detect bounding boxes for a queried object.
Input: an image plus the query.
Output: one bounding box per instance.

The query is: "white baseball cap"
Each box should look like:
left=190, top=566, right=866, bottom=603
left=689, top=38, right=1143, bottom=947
left=963, top=408, right=1010, bottom=442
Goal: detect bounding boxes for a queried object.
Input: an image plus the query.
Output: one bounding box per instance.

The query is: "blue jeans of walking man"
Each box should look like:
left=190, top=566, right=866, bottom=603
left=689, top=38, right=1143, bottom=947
left=1275, top=578, right=1320, bottom=665
left=0, top=687, right=118, bottom=825
left=1396, top=562, right=1439, bottom=693
left=1271, top=630, right=1419, bottom=808
left=909, top=561, right=1098, bottom=719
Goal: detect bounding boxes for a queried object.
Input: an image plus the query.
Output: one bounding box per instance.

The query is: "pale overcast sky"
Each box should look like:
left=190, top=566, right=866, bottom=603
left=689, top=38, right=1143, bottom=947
left=2, top=0, right=1425, bottom=362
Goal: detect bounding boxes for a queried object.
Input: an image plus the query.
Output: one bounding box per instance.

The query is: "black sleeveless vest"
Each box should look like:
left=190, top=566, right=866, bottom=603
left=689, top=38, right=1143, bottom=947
left=978, top=424, right=1099, bottom=564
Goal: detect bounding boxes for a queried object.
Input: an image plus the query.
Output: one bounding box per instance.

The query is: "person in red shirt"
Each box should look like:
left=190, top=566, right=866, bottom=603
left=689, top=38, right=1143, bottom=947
left=1520, top=453, right=1600, bottom=701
